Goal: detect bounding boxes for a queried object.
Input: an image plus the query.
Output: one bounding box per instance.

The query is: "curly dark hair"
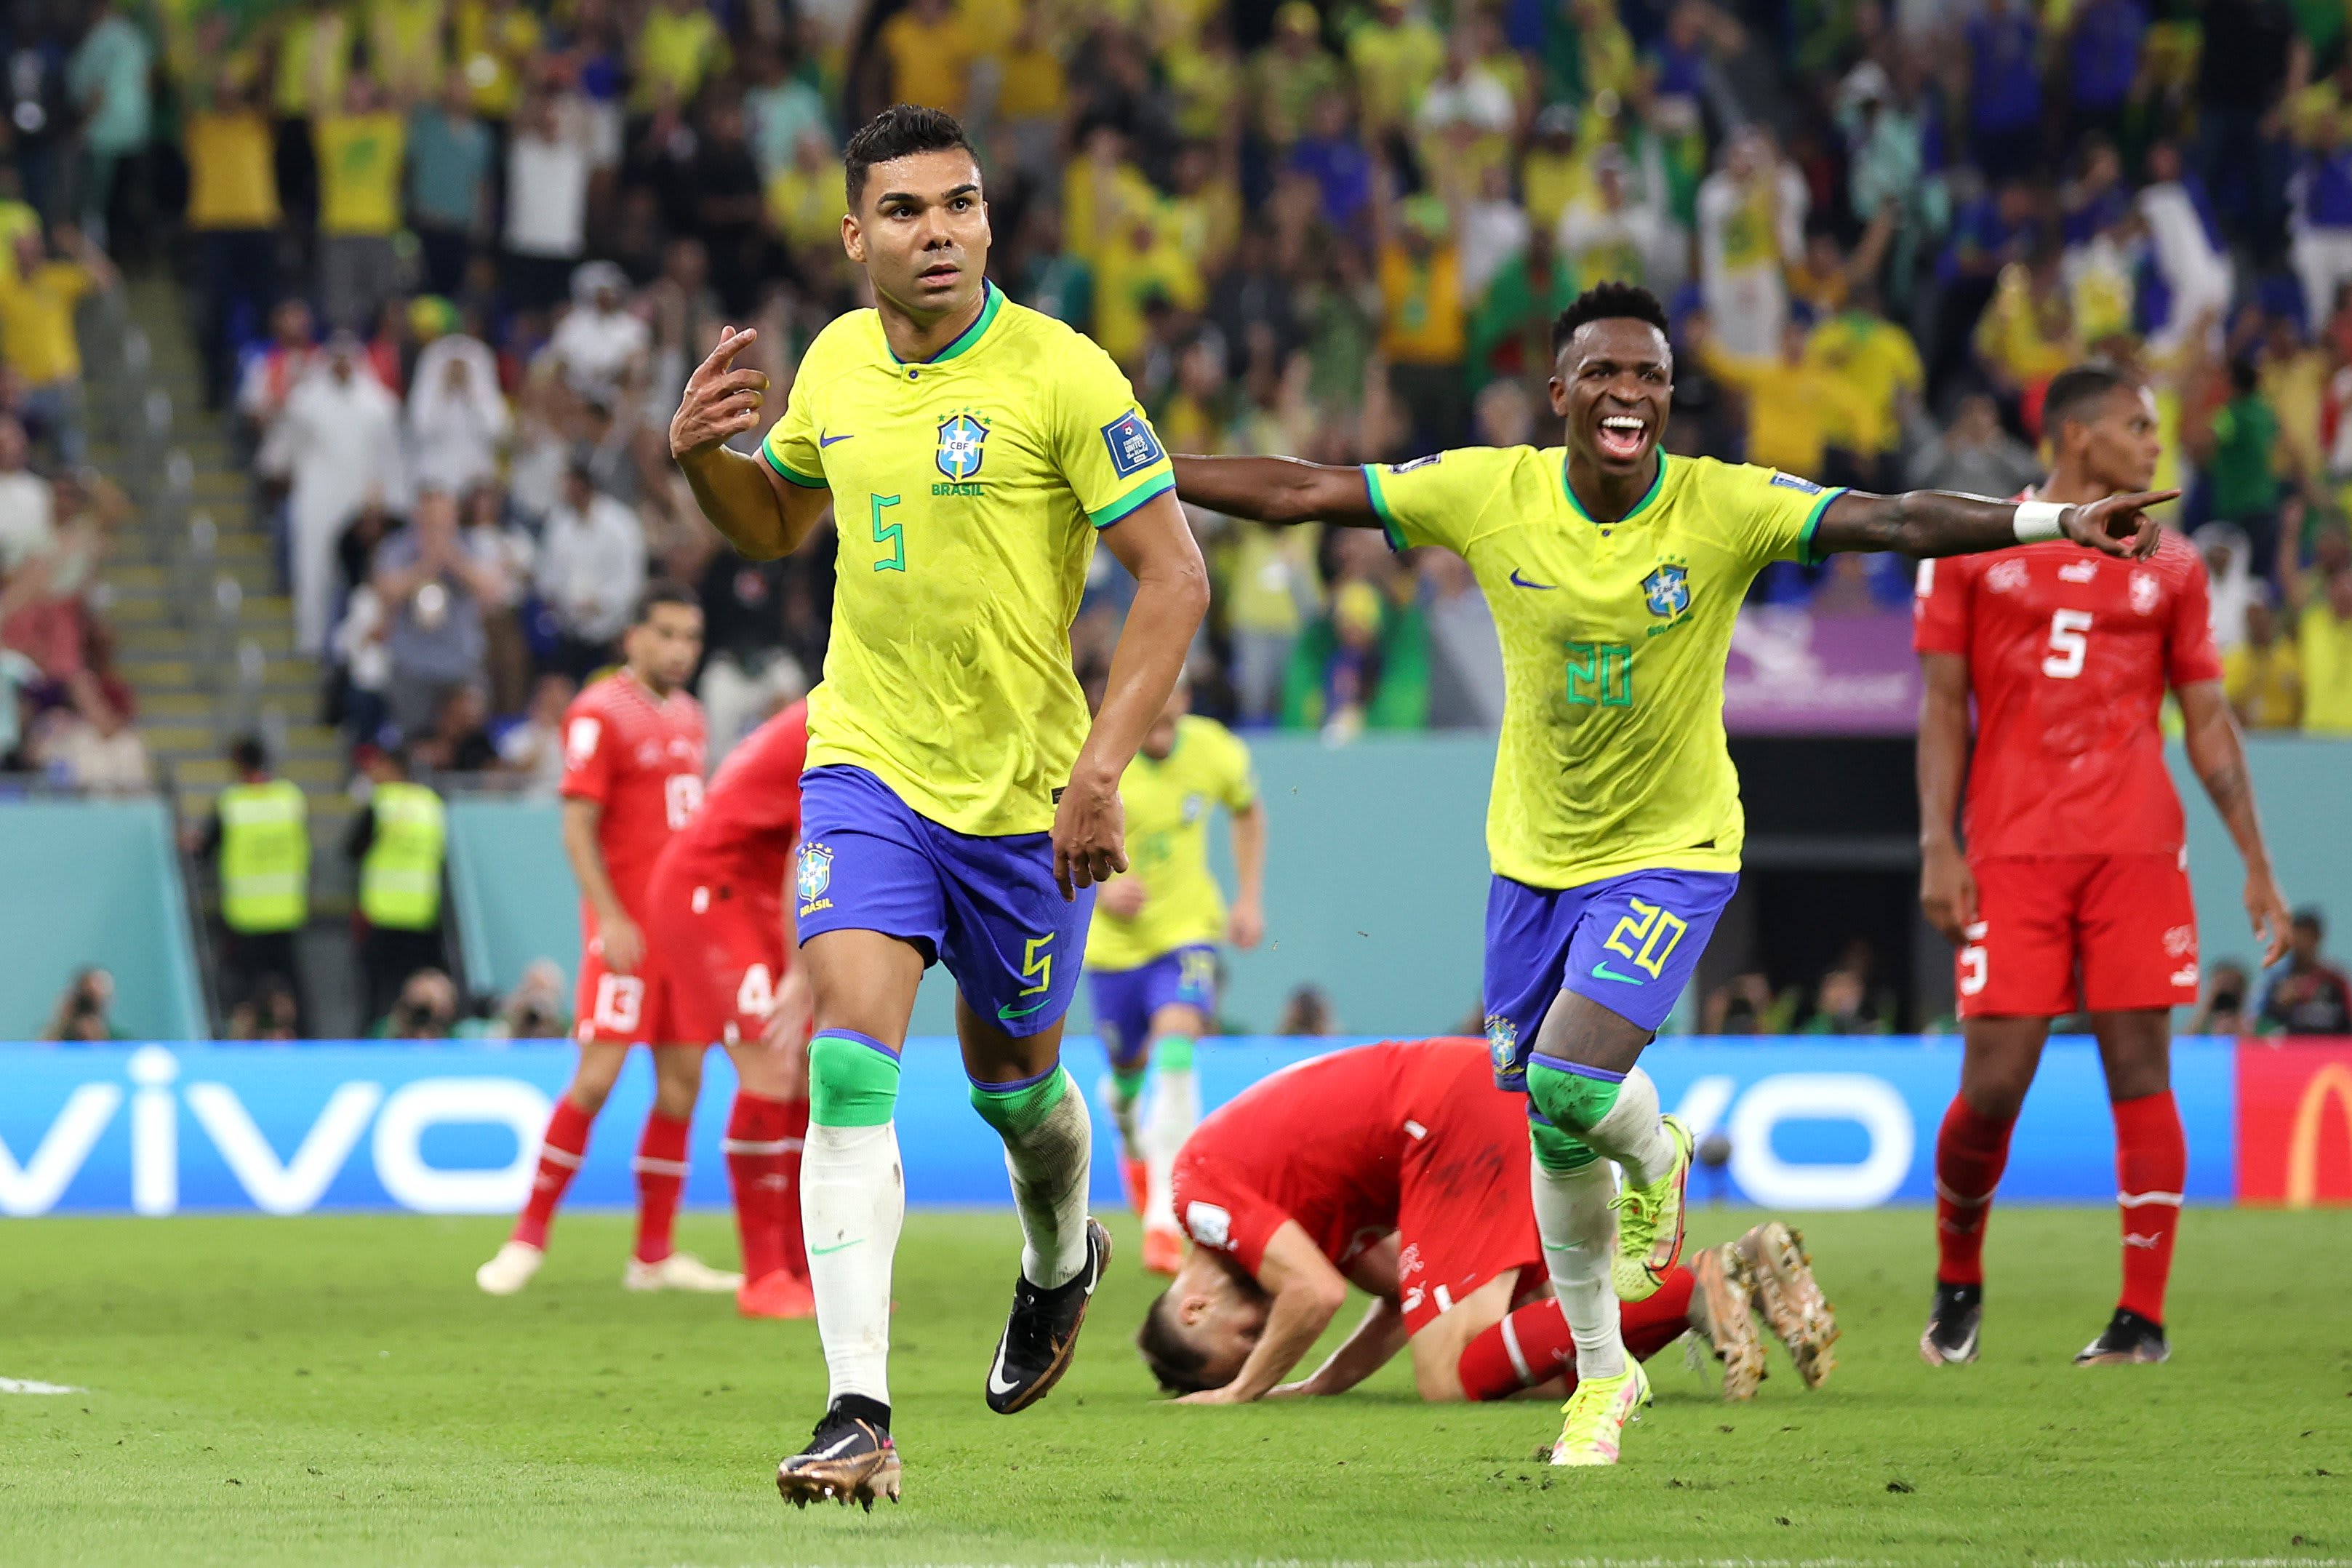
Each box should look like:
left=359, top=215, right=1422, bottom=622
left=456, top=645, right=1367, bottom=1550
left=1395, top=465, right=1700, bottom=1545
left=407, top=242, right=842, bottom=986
left=844, top=103, right=977, bottom=209
left=1551, top=281, right=1673, bottom=354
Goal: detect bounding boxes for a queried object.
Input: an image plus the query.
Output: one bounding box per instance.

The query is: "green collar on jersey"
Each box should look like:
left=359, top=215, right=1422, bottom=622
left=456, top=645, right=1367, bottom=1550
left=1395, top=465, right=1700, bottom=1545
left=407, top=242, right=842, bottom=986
left=888, top=278, right=1003, bottom=366
left=1561, top=449, right=1668, bottom=528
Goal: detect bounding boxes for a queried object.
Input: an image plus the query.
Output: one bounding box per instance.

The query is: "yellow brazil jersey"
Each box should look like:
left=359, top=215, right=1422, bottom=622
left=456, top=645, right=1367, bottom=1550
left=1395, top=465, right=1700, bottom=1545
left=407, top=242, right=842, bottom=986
left=1087, top=715, right=1256, bottom=972
left=1364, top=449, right=1841, bottom=889
left=763, top=281, right=1176, bottom=836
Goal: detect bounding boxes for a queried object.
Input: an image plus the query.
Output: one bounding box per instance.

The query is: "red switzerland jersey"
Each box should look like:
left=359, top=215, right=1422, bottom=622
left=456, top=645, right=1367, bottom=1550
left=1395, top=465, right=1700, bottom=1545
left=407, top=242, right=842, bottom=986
left=1171, top=1039, right=1513, bottom=1274
left=561, top=671, right=707, bottom=919
left=656, top=701, right=809, bottom=915
left=1913, top=527, right=2220, bottom=860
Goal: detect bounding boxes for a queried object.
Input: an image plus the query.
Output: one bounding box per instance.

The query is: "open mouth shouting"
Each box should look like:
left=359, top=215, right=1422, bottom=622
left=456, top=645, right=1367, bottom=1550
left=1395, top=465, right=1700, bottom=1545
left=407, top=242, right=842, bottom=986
left=1596, top=412, right=1650, bottom=464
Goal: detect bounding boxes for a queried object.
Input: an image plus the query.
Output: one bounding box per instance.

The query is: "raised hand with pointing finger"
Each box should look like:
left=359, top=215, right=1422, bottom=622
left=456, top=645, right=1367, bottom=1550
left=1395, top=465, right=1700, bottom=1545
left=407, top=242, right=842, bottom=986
left=665, top=324, right=831, bottom=562
left=668, top=325, right=769, bottom=461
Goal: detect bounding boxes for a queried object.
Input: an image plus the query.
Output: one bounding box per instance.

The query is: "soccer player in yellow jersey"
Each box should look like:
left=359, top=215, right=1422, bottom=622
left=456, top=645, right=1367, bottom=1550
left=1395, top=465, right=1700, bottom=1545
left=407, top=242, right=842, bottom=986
left=1084, top=673, right=1266, bottom=1276
left=667, top=105, right=1209, bottom=1508
left=1171, top=281, right=2169, bottom=1469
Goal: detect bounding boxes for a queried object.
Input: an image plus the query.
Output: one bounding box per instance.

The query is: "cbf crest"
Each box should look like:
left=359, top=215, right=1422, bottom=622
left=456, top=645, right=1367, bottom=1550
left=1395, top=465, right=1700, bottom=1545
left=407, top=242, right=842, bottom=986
left=936, top=412, right=988, bottom=481
left=1484, top=1013, right=1520, bottom=1079
left=1642, top=561, right=1692, bottom=618
left=796, top=841, right=834, bottom=905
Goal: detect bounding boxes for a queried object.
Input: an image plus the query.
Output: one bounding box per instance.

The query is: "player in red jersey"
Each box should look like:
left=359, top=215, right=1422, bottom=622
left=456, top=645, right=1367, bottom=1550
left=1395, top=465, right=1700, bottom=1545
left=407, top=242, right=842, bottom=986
left=477, top=583, right=737, bottom=1297
left=1135, top=1040, right=1837, bottom=1421
left=1913, top=363, right=2292, bottom=1367
left=639, top=701, right=817, bottom=1319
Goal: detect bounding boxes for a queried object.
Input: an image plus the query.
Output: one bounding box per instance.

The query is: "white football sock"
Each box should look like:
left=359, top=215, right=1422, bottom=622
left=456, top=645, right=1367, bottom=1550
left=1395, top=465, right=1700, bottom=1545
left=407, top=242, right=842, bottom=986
left=801, top=1119, right=903, bottom=1406
left=1578, top=1066, right=1678, bottom=1187
left=1143, top=1060, right=1197, bottom=1234
left=997, top=1071, right=1094, bottom=1287
left=1531, top=1154, right=1626, bottom=1379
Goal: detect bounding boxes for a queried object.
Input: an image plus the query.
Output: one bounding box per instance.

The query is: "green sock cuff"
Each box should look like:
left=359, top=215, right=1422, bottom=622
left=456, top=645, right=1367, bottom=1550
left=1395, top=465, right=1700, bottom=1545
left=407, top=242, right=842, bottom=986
left=1529, top=1121, right=1601, bottom=1175
left=1111, top=1064, right=1148, bottom=1101
left=809, top=1032, right=902, bottom=1127
left=1526, top=1058, right=1625, bottom=1135
left=1154, top=1034, right=1195, bottom=1072
left=969, top=1065, right=1071, bottom=1138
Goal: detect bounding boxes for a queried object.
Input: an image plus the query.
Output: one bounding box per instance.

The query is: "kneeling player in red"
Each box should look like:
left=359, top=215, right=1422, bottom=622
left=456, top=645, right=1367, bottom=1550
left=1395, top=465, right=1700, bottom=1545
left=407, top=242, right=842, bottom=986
left=639, top=702, right=817, bottom=1319
left=1135, top=1039, right=1836, bottom=1428
left=1913, top=363, right=2292, bottom=1367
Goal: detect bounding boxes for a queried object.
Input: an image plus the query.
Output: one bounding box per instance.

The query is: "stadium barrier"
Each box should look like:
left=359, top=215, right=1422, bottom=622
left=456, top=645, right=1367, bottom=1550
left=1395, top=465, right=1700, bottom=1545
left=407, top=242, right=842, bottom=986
left=5, top=1036, right=2348, bottom=1217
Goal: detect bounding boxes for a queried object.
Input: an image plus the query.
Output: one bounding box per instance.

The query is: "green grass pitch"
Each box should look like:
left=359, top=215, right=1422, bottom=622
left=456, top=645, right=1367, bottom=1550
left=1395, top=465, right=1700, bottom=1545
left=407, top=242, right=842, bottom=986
left=3, top=1207, right=2347, bottom=1567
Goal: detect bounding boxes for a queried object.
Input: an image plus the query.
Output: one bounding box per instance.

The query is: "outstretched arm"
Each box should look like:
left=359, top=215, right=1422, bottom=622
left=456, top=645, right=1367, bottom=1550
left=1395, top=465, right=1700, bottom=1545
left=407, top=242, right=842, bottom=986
left=668, top=327, right=832, bottom=560
left=2178, top=680, right=2292, bottom=967
left=1916, top=651, right=1977, bottom=944
left=1812, top=487, right=2176, bottom=560
left=1177, top=1221, right=1353, bottom=1405
left=1171, top=455, right=1384, bottom=527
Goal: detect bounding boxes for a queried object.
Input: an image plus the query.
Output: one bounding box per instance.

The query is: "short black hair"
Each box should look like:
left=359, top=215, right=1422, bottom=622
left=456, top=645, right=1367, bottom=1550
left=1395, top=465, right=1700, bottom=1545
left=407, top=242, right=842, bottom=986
left=2043, top=361, right=2137, bottom=437
left=844, top=104, right=977, bottom=210
left=631, top=579, right=701, bottom=626
left=1551, top=281, right=1672, bottom=355
left=228, top=735, right=268, bottom=773
left=2294, top=906, right=2326, bottom=935
left=1135, top=1289, right=1218, bottom=1395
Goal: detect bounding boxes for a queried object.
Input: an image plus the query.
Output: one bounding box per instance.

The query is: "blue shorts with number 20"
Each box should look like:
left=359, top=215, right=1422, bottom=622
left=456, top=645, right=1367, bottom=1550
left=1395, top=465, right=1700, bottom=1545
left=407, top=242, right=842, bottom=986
left=1481, top=866, right=1738, bottom=1091
left=794, top=764, right=1093, bottom=1039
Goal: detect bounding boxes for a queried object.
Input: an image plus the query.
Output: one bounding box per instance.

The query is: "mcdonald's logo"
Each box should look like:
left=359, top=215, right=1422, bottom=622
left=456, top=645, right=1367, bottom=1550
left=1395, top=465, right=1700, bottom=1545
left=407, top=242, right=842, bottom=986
left=2236, top=1041, right=2352, bottom=1207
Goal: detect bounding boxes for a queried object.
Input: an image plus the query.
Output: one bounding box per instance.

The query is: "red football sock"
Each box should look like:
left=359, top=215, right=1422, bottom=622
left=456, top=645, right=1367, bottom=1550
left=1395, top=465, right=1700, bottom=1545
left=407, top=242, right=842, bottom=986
left=632, top=1111, right=692, bottom=1265
left=724, top=1092, right=804, bottom=1283
left=1456, top=1268, right=1698, bottom=1401
left=1934, top=1095, right=2016, bottom=1286
left=2112, top=1090, right=2185, bottom=1324
left=512, top=1098, right=594, bottom=1250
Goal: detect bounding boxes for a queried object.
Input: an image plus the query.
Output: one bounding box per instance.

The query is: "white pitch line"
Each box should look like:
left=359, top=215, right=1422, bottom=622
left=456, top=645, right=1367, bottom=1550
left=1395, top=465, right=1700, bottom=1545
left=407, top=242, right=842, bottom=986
left=0, top=1376, right=86, bottom=1394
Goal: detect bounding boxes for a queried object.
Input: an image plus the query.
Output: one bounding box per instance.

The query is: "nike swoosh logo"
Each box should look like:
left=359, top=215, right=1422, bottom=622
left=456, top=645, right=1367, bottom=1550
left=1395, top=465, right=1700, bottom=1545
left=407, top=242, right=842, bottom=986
left=1590, top=961, right=1643, bottom=983
left=997, top=998, right=1051, bottom=1020
left=988, top=1339, right=1021, bottom=1396
left=1509, top=569, right=1556, bottom=590
left=810, top=1239, right=863, bottom=1256
left=819, top=431, right=854, bottom=447
left=809, top=1431, right=860, bottom=1460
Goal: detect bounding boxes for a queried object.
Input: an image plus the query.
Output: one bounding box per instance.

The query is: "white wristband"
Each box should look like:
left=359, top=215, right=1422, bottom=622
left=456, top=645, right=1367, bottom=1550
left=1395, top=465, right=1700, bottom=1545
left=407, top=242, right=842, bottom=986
left=2013, top=500, right=2069, bottom=543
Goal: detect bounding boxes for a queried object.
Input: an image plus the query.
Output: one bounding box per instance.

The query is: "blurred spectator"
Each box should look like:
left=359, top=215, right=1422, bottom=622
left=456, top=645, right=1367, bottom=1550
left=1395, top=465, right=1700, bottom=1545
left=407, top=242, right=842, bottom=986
left=1696, top=129, right=1803, bottom=361
left=2137, top=141, right=2233, bottom=356
left=460, top=482, right=537, bottom=714
left=2190, top=961, right=2253, bottom=1035
left=1421, top=548, right=1503, bottom=732
left=879, top=0, right=975, bottom=117
left=1255, top=4, right=1345, bottom=149
left=691, top=100, right=769, bottom=315
left=236, top=976, right=303, bottom=1043
left=347, top=745, right=449, bottom=1026
left=410, top=684, right=498, bottom=774
left=504, top=90, right=596, bottom=313
left=1558, top=146, right=1670, bottom=296
left=1797, top=968, right=1890, bottom=1035
left=2196, top=0, right=2297, bottom=261
left=1908, top=393, right=2042, bottom=497
left=42, top=966, right=119, bottom=1043
left=29, top=670, right=150, bottom=792
left=407, top=314, right=511, bottom=495
left=491, top=957, right=571, bottom=1039
left=239, top=297, right=319, bottom=465
left=2198, top=522, right=2259, bottom=652
left=2280, top=524, right=2352, bottom=735
left=2292, top=114, right=2352, bottom=343
left=283, top=334, right=405, bottom=655
left=634, top=0, right=731, bottom=116
left=66, top=0, right=154, bottom=251
left=1276, top=983, right=1336, bottom=1036
left=0, top=415, right=55, bottom=585
left=0, top=223, right=117, bottom=465
left=1805, top=284, right=1923, bottom=491
left=2225, top=586, right=2303, bottom=731
left=184, top=69, right=282, bottom=409
left=1965, top=0, right=2044, bottom=182
left=372, top=487, right=507, bottom=740
left=408, top=73, right=492, bottom=299
left=1697, top=313, right=1862, bottom=481
left=1703, top=972, right=1796, bottom=1033
left=1378, top=196, right=1468, bottom=452
left=2259, top=908, right=2352, bottom=1034
left=545, top=262, right=649, bottom=407
left=537, top=460, right=648, bottom=679
left=496, top=672, right=577, bottom=796
left=313, top=76, right=407, bottom=332
left=1348, top=0, right=1445, bottom=143
left=744, top=44, right=828, bottom=181
left=379, top=967, right=460, bottom=1039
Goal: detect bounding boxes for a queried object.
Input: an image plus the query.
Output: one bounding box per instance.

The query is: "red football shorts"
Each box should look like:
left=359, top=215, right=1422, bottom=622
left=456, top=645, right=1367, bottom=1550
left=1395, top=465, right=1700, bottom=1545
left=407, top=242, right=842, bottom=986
left=1393, top=1057, right=1545, bottom=1335
left=1957, top=854, right=2199, bottom=1018
left=574, top=939, right=671, bottom=1046
left=637, top=868, right=789, bottom=1049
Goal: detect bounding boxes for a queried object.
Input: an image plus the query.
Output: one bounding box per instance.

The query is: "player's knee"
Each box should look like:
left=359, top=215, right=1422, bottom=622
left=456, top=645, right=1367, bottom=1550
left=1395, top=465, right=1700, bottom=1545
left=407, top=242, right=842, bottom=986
left=1527, top=1116, right=1599, bottom=1176
left=1524, top=1058, right=1623, bottom=1135
left=1414, top=1353, right=1469, bottom=1404
left=809, top=1030, right=903, bottom=1127
left=969, top=1063, right=1073, bottom=1139
left=1152, top=1032, right=1196, bottom=1072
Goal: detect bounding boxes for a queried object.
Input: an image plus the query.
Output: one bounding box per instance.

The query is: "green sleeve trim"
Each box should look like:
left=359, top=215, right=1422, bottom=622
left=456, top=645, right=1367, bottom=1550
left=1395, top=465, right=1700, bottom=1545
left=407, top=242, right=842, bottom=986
left=761, top=442, right=826, bottom=488
left=1089, top=472, right=1175, bottom=528
left=1361, top=464, right=1406, bottom=551
left=1796, top=486, right=1847, bottom=567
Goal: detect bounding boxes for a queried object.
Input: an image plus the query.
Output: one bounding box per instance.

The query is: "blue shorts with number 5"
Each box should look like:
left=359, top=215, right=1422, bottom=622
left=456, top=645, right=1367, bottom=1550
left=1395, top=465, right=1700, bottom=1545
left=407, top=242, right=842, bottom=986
left=1088, top=944, right=1217, bottom=1068
left=794, top=764, right=1093, bottom=1039
left=1481, top=866, right=1737, bottom=1091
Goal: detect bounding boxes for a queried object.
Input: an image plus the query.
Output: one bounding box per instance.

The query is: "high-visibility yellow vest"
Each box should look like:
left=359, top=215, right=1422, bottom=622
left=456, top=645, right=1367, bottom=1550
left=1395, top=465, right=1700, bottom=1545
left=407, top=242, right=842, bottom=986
left=359, top=780, right=447, bottom=932
left=217, top=779, right=311, bottom=934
